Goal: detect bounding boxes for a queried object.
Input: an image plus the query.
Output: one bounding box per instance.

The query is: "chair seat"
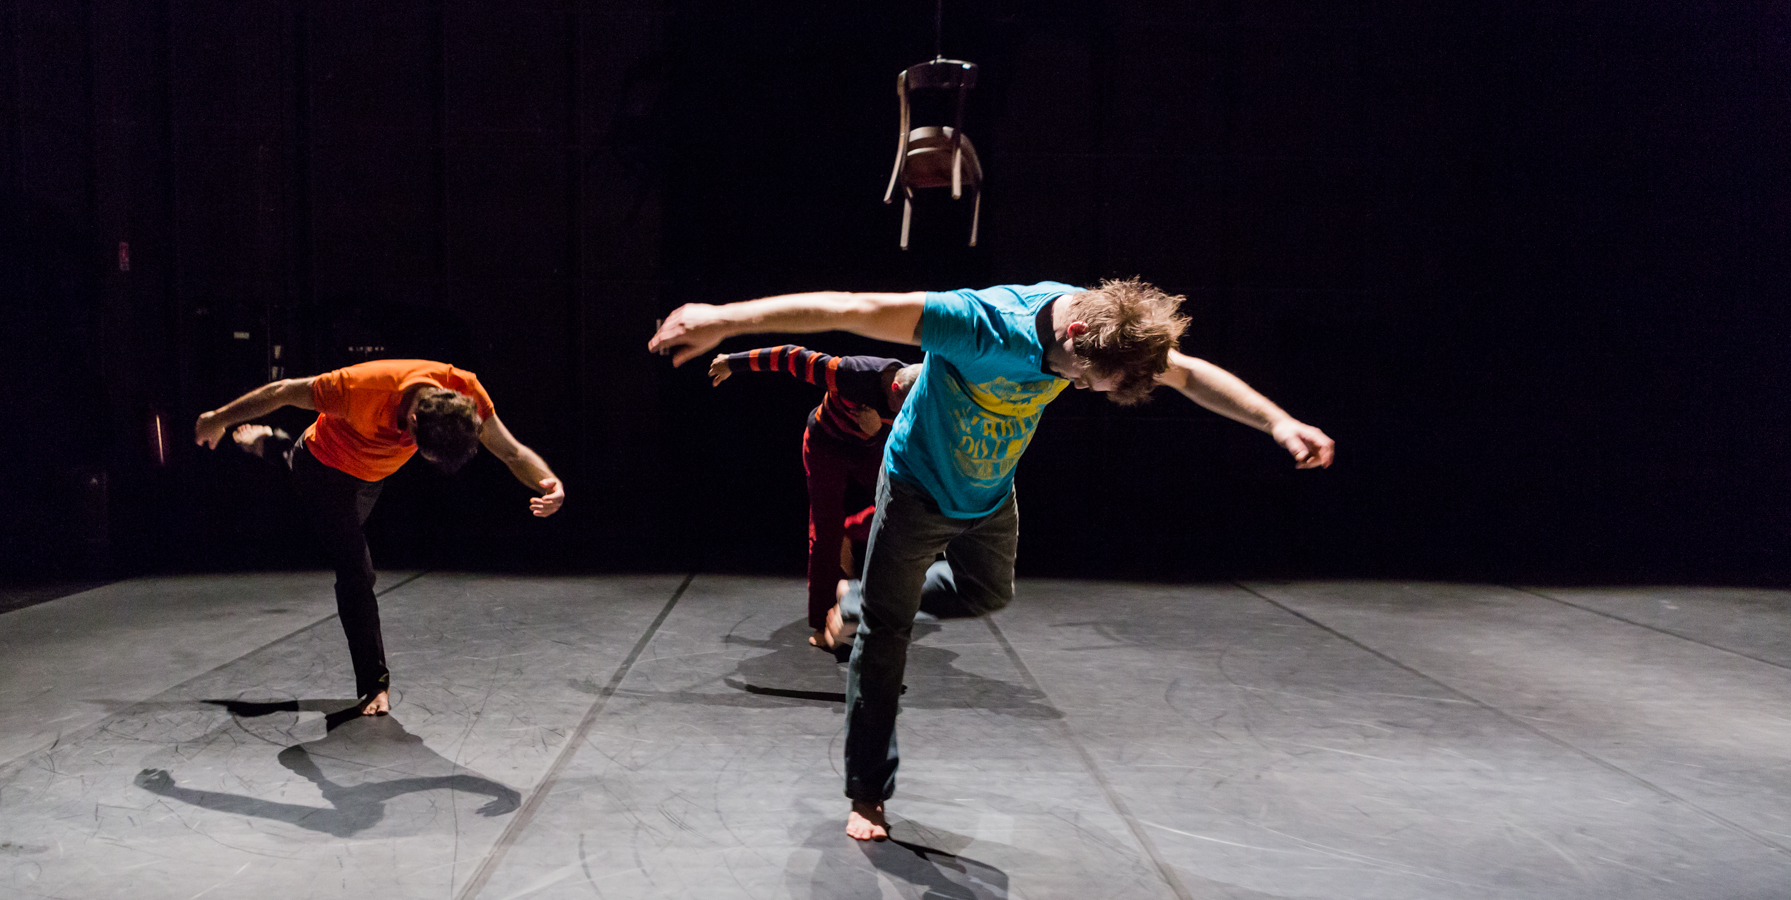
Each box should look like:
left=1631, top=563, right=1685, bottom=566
left=902, top=127, right=982, bottom=191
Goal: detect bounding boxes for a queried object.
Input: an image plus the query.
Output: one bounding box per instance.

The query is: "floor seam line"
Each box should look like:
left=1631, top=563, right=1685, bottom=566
left=0, top=570, right=434, bottom=772
left=1510, top=585, right=1791, bottom=673
left=1231, top=581, right=1791, bottom=859
left=452, top=572, right=695, bottom=900
left=983, top=616, right=1195, bottom=900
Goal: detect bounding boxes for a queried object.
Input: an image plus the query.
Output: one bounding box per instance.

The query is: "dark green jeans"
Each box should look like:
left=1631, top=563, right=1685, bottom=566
left=842, top=468, right=1018, bottom=803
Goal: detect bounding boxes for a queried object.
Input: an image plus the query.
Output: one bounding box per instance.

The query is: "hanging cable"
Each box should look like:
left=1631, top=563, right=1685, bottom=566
left=934, top=0, right=944, bottom=60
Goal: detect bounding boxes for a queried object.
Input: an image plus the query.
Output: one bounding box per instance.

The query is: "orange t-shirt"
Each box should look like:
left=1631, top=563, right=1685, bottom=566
left=301, top=360, right=496, bottom=482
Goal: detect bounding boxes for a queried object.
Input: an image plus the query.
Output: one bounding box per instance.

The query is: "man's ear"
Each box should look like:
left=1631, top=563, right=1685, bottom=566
left=1066, top=321, right=1090, bottom=338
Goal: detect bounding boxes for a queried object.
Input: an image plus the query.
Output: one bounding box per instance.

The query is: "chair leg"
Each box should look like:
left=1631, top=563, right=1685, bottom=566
left=968, top=188, right=981, bottom=247
left=901, top=195, right=913, bottom=250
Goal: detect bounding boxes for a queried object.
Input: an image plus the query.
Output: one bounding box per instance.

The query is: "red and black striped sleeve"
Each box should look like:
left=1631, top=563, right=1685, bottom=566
left=724, top=345, right=836, bottom=387
left=722, top=345, right=911, bottom=445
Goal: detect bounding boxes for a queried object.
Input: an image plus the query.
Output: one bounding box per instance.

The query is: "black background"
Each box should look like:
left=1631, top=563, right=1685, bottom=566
left=1, top=0, right=1786, bottom=586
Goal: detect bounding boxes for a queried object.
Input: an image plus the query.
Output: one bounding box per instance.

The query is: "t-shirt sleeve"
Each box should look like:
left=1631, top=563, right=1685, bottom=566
left=457, top=371, right=496, bottom=419
left=310, top=369, right=350, bottom=417
left=920, top=291, right=998, bottom=364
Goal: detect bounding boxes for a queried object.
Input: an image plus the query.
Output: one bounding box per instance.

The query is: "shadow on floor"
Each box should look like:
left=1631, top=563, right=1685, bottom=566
left=601, top=617, right=1061, bottom=719
left=134, top=700, right=520, bottom=838
left=792, top=816, right=1010, bottom=899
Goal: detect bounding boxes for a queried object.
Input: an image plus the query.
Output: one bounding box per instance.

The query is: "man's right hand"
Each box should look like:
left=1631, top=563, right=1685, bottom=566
left=708, top=354, right=733, bottom=387
left=648, top=304, right=731, bottom=367
left=195, top=411, right=227, bottom=449
left=852, top=406, right=883, bottom=436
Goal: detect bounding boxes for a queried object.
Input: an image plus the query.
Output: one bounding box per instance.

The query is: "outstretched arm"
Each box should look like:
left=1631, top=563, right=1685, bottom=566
left=1157, top=350, right=1335, bottom=469
left=478, top=414, right=566, bottom=517
left=195, top=378, right=316, bottom=449
left=649, top=292, right=926, bottom=367
left=707, top=345, right=838, bottom=388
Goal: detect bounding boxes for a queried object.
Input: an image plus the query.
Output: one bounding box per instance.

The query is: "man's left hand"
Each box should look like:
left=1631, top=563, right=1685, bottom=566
left=1271, top=420, right=1335, bottom=469
left=531, top=478, right=566, bottom=517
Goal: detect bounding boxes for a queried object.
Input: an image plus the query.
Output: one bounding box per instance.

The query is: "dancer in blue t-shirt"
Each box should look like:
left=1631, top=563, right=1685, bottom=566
left=650, top=279, right=1334, bottom=841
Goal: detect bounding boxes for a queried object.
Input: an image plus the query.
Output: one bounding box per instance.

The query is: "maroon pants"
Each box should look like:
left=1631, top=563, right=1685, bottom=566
left=803, top=426, right=883, bottom=630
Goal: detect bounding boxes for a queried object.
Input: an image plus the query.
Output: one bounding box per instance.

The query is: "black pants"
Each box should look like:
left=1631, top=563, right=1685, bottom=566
left=290, top=440, right=389, bottom=700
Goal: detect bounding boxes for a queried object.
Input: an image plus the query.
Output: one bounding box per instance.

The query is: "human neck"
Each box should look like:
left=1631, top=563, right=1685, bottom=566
left=1042, top=293, right=1083, bottom=372
left=1049, top=292, right=1081, bottom=342
left=396, top=383, right=427, bottom=432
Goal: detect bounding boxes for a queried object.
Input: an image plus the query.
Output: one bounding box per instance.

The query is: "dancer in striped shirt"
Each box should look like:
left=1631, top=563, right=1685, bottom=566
left=709, top=345, right=920, bottom=650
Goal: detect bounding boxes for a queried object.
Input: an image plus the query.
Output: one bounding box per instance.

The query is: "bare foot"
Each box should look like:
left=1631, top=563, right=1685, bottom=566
left=232, top=424, right=290, bottom=460
left=232, top=424, right=274, bottom=454
left=360, top=690, right=389, bottom=716
left=846, top=800, right=888, bottom=841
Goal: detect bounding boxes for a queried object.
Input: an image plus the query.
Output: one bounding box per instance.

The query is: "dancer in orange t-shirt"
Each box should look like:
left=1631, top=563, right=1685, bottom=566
left=196, top=360, right=565, bottom=715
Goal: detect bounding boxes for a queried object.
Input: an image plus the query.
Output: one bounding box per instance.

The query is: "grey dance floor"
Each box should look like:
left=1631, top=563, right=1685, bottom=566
left=3, top=574, right=1790, bottom=899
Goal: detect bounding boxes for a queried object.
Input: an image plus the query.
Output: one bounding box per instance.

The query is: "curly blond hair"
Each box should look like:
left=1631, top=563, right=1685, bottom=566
left=1066, top=277, right=1190, bottom=406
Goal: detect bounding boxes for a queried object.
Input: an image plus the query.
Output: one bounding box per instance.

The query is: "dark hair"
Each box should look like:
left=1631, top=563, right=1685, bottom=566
left=412, top=388, right=482, bottom=473
left=1068, top=277, right=1191, bottom=406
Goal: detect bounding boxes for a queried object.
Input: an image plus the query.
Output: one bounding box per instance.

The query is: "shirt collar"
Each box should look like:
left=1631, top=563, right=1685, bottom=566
left=1035, top=297, right=1061, bottom=379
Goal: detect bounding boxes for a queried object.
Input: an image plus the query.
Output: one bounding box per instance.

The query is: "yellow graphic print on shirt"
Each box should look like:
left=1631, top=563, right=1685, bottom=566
left=944, top=374, right=1068, bottom=485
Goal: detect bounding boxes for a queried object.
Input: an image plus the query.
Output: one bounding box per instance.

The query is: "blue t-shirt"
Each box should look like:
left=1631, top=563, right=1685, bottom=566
left=884, top=282, right=1079, bottom=518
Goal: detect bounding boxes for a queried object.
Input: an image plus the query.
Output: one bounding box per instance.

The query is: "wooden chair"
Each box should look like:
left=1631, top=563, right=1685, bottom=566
left=883, top=59, right=982, bottom=249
